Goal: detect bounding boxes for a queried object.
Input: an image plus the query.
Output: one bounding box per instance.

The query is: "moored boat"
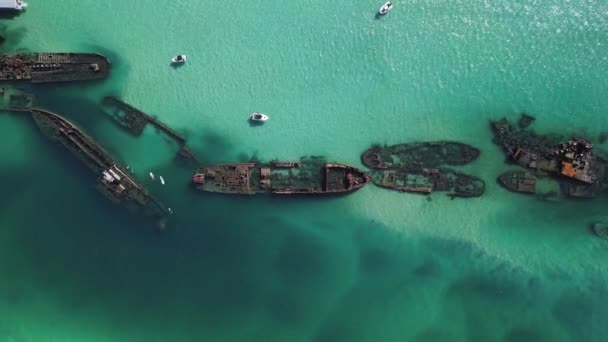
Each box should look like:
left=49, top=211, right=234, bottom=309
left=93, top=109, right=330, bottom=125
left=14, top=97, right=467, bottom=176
left=171, top=54, right=187, bottom=64
left=250, top=112, right=269, bottom=122
left=378, top=1, right=393, bottom=15
left=0, top=0, right=28, bottom=11
left=192, top=157, right=370, bottom=195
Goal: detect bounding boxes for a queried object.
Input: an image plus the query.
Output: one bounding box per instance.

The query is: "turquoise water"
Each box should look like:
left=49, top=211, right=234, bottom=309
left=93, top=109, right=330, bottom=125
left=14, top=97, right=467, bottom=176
left=1, top=0, right=608, bottom=341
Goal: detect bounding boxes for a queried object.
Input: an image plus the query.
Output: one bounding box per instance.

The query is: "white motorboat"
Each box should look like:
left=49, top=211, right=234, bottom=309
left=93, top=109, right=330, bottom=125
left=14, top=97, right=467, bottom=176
left=160, top=176, right=165, bottom=185
left=250, top=112, right=269, bottom=122
left=1, top=0, right=28, bottom=11
left=171, top=54, right=187, bottom=64
left=149, top=172, right=155, bottom=181
left=378, top=1, right=393, bottom=15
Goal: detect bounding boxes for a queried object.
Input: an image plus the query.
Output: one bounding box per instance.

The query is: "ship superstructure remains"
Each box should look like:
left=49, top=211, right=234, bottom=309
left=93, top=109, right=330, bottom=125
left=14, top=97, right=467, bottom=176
left=373, top=167, right=485, bottom=198
left=30, top=109, right=168, bottom=228
left=491, top=116, right=608, bottom=198
left=0, top=53, right=110, bottom=82
left=192, top=158, right=370, bottom=195
left=362, top=141, right=480, bottom=169
left=361, top=141, right=485, bottom=198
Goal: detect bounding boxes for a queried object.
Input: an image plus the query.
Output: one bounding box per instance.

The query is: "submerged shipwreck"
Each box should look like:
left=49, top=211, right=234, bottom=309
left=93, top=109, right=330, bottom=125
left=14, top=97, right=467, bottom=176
left=361, top=141, right=485, bottom=198
left=361, top=141, right=480, bottom=169
left=497, top=171, right=536, bottom=194
left=592, top=222, right=608, bottom=239
left=372, top=168, right=485, bottom=198
left=30, top=108, right=169, bottom=229
left=101, top=96, right=199, bottom=164
left=0, top=53, right=110, bottom=82
left=492, top=115, right=608, bottom=198
left=192, top=157, right=371, bottom=195
left=0, top=86, right=34, bottom=111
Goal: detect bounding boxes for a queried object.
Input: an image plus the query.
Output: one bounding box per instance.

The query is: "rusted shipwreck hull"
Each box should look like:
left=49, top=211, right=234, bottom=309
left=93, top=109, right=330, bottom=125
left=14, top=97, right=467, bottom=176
left=30, top=108, right=169, bottom=229
left=192, top=158, right=371, bottom=195
left=361, top=141, right=480, bottom=169
left=497, top=171, right=537, bottom=194
left=491, top=116, right=608, bottom=198
left=0, top=53, right=110, bottom=82
left=372, top=167, right=485, bottom=198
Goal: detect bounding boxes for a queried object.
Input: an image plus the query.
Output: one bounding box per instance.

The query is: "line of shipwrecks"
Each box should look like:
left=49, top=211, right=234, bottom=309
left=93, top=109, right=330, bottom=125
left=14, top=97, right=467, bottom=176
left=23, top=102, right=487, bottom=230
left=189, top=141, right=485, bottom=198
left=3, top=72, right=488, bottom=230
left=3, top=51, right=607, bottom=237
left=19, top=96, right=489, bottom=228
left=361, top=142, right=485, bottom=198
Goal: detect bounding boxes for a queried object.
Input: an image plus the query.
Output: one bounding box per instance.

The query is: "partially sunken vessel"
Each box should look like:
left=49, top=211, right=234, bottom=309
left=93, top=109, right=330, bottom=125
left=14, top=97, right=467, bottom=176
left=372, top=168, right=485, bottom=198
left=592, top=222, right=608, bottom=239
left=491, top=116, right=608, bottom=198
left=497, top=171, right=537, bottom=194
left=361, top=141, right=480, bottom=169
left=30, top=109, right=169, bottom=229
left=192, top=157, right=371, bottom=195
left=0, top=53, right=110, bottom=82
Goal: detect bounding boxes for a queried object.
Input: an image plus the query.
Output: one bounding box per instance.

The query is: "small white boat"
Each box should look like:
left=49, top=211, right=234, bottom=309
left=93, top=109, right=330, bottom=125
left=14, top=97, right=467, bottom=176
left=171, top=54, right=187, bottom=64
left=160, top=176, right=165, bottom=185
left=378, top=1, right=393, bottom=15
left=1, top=0, right=28, bottom=11
left=250, top=112, right=269, bottom=122
left=149, top=172, right=155, bottom=181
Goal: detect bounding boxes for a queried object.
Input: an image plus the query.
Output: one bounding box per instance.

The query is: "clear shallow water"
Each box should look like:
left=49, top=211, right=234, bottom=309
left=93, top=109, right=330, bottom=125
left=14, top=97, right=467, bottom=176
left=0, top=1, right=607, bottom=341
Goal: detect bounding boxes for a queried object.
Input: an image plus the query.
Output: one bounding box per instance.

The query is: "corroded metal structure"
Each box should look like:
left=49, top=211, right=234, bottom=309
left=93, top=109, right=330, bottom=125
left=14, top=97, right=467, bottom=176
left=0, top=53, right=110, bottom=82
left=361, top=141, right=485, bottom=198
left=497, top=171, right=536, bottom=194
left=192, top=157, right=370, bottom=195
left=372, top=168, right=485, bottom=198
left=30, top=108, right=169, bottom=229
left=361, top=141, right=480, bottom=169
left=491, top=115, right=608, bottom=198
left=101, top=96, right=199, bottom=164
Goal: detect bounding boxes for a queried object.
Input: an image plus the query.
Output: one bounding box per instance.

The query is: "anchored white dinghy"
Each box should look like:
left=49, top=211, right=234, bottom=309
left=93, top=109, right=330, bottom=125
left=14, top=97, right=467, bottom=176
left=0, top=0, right=28, bottom=11
left=378, top=1, right=393, bottom=15
left=171, top=54, right=187, bottom=64
left=250, top=112, right=269, bottom=122
left=160, top=176, right=165, bottom=185
left=149, top=172, right=155, bottom=181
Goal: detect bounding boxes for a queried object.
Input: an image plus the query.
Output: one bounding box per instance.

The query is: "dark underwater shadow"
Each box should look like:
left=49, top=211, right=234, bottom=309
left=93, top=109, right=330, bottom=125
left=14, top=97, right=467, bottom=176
left=0, top=10, right=24, bottom=20
left=169, top=62, right=186, bottom=70
left=247, top=118, right=266, bottom=127
left=5, top=113, right=608, bottom=342
left=0, top=22, right=26, bottom=53
left=8, top=177, right=607, bottom=342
